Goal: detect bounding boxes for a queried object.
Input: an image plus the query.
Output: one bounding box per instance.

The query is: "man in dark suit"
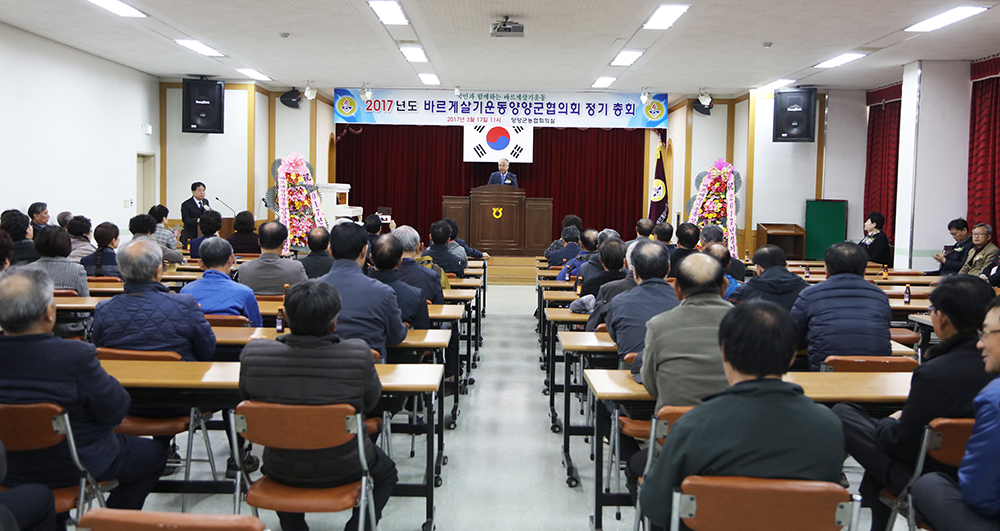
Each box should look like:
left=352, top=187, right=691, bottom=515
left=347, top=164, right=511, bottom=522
left=180, top=181, right=209, bottom=248
left=298, top=227, right=335, bottom=278
left=487, top=158, right=518, bottom=187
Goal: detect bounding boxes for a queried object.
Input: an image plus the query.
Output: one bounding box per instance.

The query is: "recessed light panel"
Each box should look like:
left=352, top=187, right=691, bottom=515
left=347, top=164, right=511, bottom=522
left=418, top=73, right=440, bottom=85
left=905, top=6, right=987, bottom=32
left=85, top=0, right=146, bottom=17
left=592, top=77, right=616, bottom=88
left=814, top=53, right=865, bottom=69
left=175, top=40, right=225, bottom=57
left=369, top=1, right=408, bottom=25
left=644, top=5, right=689, bottom=29
left=236, top=68, right=271, bottom=81
left=611, top=50, right=643, bottom=66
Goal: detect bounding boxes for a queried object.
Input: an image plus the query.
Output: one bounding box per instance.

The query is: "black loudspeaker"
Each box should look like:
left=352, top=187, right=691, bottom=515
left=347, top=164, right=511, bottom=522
left=772, top=88, right=816, bottom=142
left=182, top=79, right=225, bottom=133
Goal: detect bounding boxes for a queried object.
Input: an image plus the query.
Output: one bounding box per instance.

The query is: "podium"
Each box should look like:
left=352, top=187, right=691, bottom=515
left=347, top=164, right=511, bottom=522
left=442, top=185, right=552, bottom=256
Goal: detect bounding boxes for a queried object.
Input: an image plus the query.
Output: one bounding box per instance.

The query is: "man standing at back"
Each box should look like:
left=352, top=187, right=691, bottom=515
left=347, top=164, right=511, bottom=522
left=237, top=221, right=307, bottom=295
left=729, top=244, right=809, bottom=311
left=180, top=182, right=209, bottom=248
left=791, top=241, right=891, bottom=370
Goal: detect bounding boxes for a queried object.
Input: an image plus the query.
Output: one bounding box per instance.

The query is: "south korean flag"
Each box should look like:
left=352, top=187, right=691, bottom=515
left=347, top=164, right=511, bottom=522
left=464, top=124, right=534, bottom=163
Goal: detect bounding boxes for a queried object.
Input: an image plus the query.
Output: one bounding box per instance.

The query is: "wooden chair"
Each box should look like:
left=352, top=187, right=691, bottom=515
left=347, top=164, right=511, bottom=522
left=53, top=289, right=79, bottom=297
left=94, top=348, right=218, bottom=512
left=821, top=356, right=919, bottom=373
left=255, top=294, right=284, bottom=302
left=671, top=476, right=861, bottom=531
left=0, top=403, right=117, bottom=518
left=633, top=406, right=694, bottom=531
left=78, top=508, right=266, bottom=531
left=205, top=315, right=251, bottom=327
left=229, top=401, right=377, bottom=530
left=87, top=276, right=122, bottom=283
left=882, top=418, right=975, bottom=531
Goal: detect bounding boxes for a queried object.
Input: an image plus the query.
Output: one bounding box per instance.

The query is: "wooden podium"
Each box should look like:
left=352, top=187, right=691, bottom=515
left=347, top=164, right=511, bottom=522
left=442, top=185, right=552, bottom=256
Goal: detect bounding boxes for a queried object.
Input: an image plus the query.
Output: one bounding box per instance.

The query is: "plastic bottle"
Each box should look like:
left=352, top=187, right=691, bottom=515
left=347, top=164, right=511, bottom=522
left=276, top=307, right=285, bottom=332
left=575, top=274, right=584, bottom=296
left=745, top=250, right=750, bottom=261
left=904, top=284, right=911, bottom=304
left=882, top=265, right=888, bottom=280
left=804, top=264, right=810, bottom=278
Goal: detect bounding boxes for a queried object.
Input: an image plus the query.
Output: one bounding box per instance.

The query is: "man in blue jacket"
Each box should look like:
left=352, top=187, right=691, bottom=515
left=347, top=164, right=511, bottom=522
left=180, top=237, right=263, bottom=327
left=547, top=226, right=581, bottom=269
left=911, top=295, right=1000, bottom=531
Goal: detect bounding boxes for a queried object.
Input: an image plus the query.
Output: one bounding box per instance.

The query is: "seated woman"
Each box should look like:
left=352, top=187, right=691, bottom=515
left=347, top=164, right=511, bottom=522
left=227, top=211, right=261, bottom=254
left=32, top=226, right=88, bottom=296
left=860, top=211, right=892, bottom=266
left=188, top=210, right=223, bottom=259
left=81, top=222, right=122, bottom=279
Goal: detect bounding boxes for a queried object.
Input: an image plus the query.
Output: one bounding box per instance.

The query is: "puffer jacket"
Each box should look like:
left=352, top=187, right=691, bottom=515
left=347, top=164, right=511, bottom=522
left=239, top=333, right=381, bottom=487
left=790, top=273, right=891, bottom=370
left=959, top=377, right=1000, bottom=516
left=729, top=266, right=810, bottom=311
left=91, top=282, right=215, bottom=361
left=0, top=334, right=129, bottom=486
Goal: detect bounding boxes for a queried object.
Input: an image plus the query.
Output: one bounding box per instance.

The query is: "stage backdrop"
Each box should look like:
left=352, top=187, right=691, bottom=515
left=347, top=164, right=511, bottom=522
left=335, top=124, right=644, bottom=243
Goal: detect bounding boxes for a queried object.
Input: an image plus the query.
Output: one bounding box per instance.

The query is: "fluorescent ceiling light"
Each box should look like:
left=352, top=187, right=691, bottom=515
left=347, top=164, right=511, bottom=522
left=592, top=77, right=616, bottom=88
left=611, top=50, right=644, bottom=66
left=905, top=6, right=987, bottom=32
left=175, top=40, right=225, bottom=57
left=236, top=68, right=271, bottom=81
left=758, top=79, right=796, bottom=91
left=85, top=0, right=146, bottom=17
left=814, top=52, right=865, bottom=69
left=644, top=4, right=689, bottom=30
left=400, top=46, right=428, bottom=62
left=368, top=1, right=408, bottom=25
left=418, top=73, right=440, bottom=85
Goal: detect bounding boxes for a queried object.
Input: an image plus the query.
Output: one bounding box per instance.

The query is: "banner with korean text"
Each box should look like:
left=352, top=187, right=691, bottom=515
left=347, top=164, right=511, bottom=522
left=334, top=89, right=668, bottom=129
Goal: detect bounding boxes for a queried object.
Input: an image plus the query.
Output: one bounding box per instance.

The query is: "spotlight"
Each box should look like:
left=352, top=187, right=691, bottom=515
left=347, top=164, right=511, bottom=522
left=698, top=88, right=712, bottom=107
left=640, top=89, right=650, bottom=104
left=455, top=87, right=461, bottom=97
left=303, top=81, right=317, bottom=100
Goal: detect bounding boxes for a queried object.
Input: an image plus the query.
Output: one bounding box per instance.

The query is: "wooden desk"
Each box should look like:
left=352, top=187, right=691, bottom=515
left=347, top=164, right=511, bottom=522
left=538, top=280, right=574, bottom=290
left=55, top=297, right=111, bottom=311
left=87, top=282, right=124, bottom=294
left=428, top=304, right=464, bottom=321
left=392, top=329, right=452, bottom=349
left=161, top=272, right=202, bottom=283
left=447, top=278, right=482, bottom=289
left=468, top=260, right=485, bottom=268
left=881, top=286, right=933, bottom=298
left=802, top=273, right=936, bottom=286
left=889, top=299, right=932, bottom=313
left=463, top=268, right=484, bottom=277
left=536, top=270, right=561, bottom=279
left=558, top=331, right=616, bottom=352
left=908, top=314, right=934, bottom=357
left=212, top=327, right=451, bottom=348
left=544, top=291, right=579, bottom=303
left=442, top=289, right=475, bottom=301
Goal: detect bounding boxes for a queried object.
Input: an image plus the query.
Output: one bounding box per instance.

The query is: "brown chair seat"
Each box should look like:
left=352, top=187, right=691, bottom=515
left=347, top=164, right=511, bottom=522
left=255, top=294, right=284, bottom=302
left=365, top=417, right=381, bottom=435
left=78, top=507, right=266, bottom=531
left=246, top=475, right=362, bottom=513
left=622, top=352, right=637, bottom=364
left=890, top=328, right=921, bottom=346
left=114, top=415, right=193, bottom=437
left=0, top=484, right=90, bottom=514
left=53, top=289, right=79, bottom=297
left=823, top=355, right=919, bottom=373
left=205, top=314, right=250, bottom=327
left=618, top=417, right=651, bottom=439
left=97, top=348, right=181, bottom=362
left=87, top=276, right=122, bottom=283
left=595, top=323, right=608, bottom=333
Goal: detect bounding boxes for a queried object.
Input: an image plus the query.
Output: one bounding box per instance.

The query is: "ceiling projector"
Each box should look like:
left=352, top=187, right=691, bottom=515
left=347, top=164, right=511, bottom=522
left=491, top=17, right=524, bottom=37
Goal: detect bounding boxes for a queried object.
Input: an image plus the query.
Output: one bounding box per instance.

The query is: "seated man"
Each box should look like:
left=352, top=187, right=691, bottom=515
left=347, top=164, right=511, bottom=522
left=912, top=295, right=1000, bottom=531
left=27, top=202, right=48, bottom=237
left=180, top=237, right=263, bottom=327
left=607, top=240, right=680, bottom=365
left=128, top=214, right=183, bottom=263
left=700, top=224, right=746, bottom=281
left=320, top=222, right=407, bottom=358
left=148, top=204, right=179, bottom=254
left=298, top=227, right=335, bottom=279
left=668, top=222, right=699, bottom=278
left=556, top=228, right=599, bottom=281
left=0, top=267, right=166, bottom=513
left=586, top=240, right=639, bottom=331
left=240, top=280, right=398, bottom=531
left=833, top=275, right=996, bottom=531
left=959, top=223, right=999, bottom=277
left=626, top=217, right=654, bottom=248
left=729, top=244, right=809, bottom=311
left=1, top=210, right=40, bottom=265
left=441, top=218, right=469, bottom=263
left=238, top=221, right=307, bottom=295
left=790, top=242, right=892, bottom=370
left=703, top=242, right=741, bottom=299
left=544, top=214, right=583, bottom=259
left=187, top=210, right=222, bottom=259
left=422, top=220, right=466, bottom=278
left=638, top=301, right=845, bottom=528
left=0, top=440, right=56, bottom=531
left=651, top=221, right=675, bottom=253
left=444, top=218, right=489, bottom=260
left=580, top=238, right=627, bottom=297
left=369, top=234, right=429, bottom=330
left=929, top=218, right=972, bottom=276
left=547, top=225, right=582, bottom=269
left=393, top=225, right=444, bottom=304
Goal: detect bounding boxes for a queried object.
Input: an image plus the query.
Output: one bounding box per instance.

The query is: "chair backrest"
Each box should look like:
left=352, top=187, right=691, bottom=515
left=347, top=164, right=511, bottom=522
left=255, top=294, right=284, bottom=302
left=0, top=403, right=67, bottom=451
left=78, top=508, right=267, bottom=531
left=87, top=276, right=123, bottom=283
left=595, top=323, right=608, bottom=333
left=925, top=418, right=975, bottom=468
left=652, top=406, right=693, bottom=443
left=676, top=476, right=857, bottom=531
left=446, top=272, right=458, bottom=279
left=96, top=348, right=182, bottom=362
left=821, top=355, right=918, bottom=373
left=53, top=289, right=79, bottom=297
left=233, top=401, right=358, bottom=450
left=205, top=314, right=250, bottom=327
left=370, top=349, right=381, bottom=361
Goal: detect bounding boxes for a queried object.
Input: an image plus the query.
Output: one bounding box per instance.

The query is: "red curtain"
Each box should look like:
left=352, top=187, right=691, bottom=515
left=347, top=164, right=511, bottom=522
left=334, top=125, right=645, bottom=240
left=968, top=77, right=1000, bottom=230
left=863, top=100, right=901, bottom=242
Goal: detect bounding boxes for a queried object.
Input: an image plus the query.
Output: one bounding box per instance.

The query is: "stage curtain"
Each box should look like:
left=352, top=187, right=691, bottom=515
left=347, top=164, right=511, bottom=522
left=863, top=100, right=901, bottom=243
left=968, top=77, right=1000, bottom=230
left=334, top=124, right=645, bottom=240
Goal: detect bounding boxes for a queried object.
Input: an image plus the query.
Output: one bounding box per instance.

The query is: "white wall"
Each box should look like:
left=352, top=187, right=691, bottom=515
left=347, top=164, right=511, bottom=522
left=274, top=101, right=311, bottom=165
left=824, top=90, right=868, bottom=241
left=690, top=103, right=730, bottom=194
left=254, top=93, right=270, bottom=219
left=0, top=22, right=159, bottom=234
left=314, top=99, right=336, bottom=184
left=733, top=99, right=749, bottom=229
left=666, top=105, right=687, bottom=223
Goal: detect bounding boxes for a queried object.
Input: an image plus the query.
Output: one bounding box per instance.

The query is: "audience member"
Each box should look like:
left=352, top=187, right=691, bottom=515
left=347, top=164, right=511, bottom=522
left=319, top=222, right=407, bottom=358
left=180, top=181, right=209, bottom=247
left=557, top=228, right=599, bottom=281
left=1, top=210, right=40, bottom=265
left=637, top=301, right=844, bottom=528
left=66, top=215, right=95, bottom=262
left=651, top=221, right=675, bottom=253
left=699, top=224, right=746, bottom=280
left=547, top=226, right=582, bottom=268
left=128, top=214, right=184, bottom=263
left=626, top=218, right=654, bottom=247
left=445, top=217, right=489, bottom=260
left=580, top=238, right=627, bottom=297
left=363, top=213, right=383, bottom=249
left=27, top=202, right=48, bottom=237
left=606, top=240, right=679, bottom=363
left=586, top=240, right=640, bottom=331
left=393, top=225, right=444, bottom=304
left=56, top=211, right=73, bottom=229
left=833, top=275, right=996, bottom=531
left=439, top=218, right=469, bottom=265
left=668, top=222, right=699, bottom=278
left=299, top=226, right=335, bottom=278
left=860, top=211, right=892, bottom=266
left=188, top=210, right=222, bottom=259
left=369, top=234, right=429, bottom=330
left=180, top=237, right=262, bottom=327
left=959, top=223, right=999, bottom=277
left=81, top=222, right=122, bottom=279
left=544, top=214, right=583, bottom=259
left=237, top=221, right=307, bottom=295
left=703, top=242, right=741, bottom=299
left=240, top=279, right=398, bottom=531
left=31, top=226, right=88, bottom=296
left=911, top=295, right=1000, bottom=531
left=790, top=242, right=891, bottom=370
left=729, top=244, right=809, bottom=311
left=227, top=211, right=261, bottom=254
left=0, top=439, right=56, bottom=531
left=0, top=267, right=166, bottom=514
left=0, top=230, right=12, bottom=271
left=148, top=205, right=180, bottom=253
left=930, top=218, right=972, bottom=276
left=422, top=220, right=466, bottom=277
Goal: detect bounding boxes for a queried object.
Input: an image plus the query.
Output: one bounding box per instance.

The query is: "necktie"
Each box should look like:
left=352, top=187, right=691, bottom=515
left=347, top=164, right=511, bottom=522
left=197, top=201, right=203, bottom=209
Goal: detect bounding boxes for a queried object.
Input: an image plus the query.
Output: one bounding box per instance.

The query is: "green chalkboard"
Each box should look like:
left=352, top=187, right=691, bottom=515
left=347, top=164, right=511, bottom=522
left=805, top=200, right=848, bottom=260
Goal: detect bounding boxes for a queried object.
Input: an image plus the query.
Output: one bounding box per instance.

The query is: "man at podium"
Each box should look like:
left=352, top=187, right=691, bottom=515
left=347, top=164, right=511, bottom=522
left=487, top=158, right=518, bottom=187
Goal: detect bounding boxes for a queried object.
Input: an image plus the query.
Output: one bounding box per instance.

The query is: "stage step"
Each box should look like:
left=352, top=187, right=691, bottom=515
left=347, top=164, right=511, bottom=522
left=486, top=256, right=540, bottom=285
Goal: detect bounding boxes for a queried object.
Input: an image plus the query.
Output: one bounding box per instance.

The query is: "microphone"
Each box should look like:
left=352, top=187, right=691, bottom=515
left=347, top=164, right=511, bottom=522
left=215, top=197, right=237, bottom=217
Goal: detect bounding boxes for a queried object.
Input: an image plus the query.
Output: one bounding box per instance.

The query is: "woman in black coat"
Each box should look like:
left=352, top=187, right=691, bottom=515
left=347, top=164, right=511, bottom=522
left=860, top=211, right=892, bottom=266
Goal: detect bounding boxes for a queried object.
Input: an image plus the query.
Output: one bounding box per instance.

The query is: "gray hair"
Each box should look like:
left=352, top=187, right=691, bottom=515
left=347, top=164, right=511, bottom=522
left=625, top=240, right=639, bottom=271
left=118, top=237, right=163, bottom=283
left=393, top=225, right=421, bottom=252
left=0, top=266, right=54, bottom=333
left=199, top=236, right=233, bottom=269
left=700, top=224, right=725, bottom=243
left=975, top=223, right=993, bottom=236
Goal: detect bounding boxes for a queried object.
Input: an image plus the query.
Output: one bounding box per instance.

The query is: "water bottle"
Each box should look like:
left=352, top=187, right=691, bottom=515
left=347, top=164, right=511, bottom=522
left=904, top=284, right=911, bottom=304
left=276, top=307, right=285, bottom=332
left=804, top=264, right=810, bottom=278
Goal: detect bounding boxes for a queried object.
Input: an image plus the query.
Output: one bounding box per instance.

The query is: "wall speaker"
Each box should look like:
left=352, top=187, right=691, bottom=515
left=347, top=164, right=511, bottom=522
left=772, top=88, right=816, bottom=142
left=182, top=79, right=225, bottom=134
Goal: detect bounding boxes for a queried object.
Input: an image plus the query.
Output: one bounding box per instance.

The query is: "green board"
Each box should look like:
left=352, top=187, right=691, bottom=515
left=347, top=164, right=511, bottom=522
left=805, top=200, right=848, bottom=260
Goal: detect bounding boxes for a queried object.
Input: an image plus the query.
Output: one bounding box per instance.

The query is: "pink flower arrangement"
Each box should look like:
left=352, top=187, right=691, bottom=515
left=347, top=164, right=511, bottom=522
left=276, top=151, right=327, bottom=253
left=688, top=158, right=739, bottom=257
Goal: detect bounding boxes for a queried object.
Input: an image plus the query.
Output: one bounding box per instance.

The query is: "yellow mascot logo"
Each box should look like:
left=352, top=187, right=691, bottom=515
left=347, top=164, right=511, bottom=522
left=492, top=207, right=503, bottom=219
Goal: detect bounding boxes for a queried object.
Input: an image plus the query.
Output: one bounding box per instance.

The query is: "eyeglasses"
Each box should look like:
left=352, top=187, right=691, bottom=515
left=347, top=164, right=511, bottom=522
left=927, top=305, right=935, bottom=313
left=978, top=328, right=1000, bottom=340
left=973, top=232, right=988, bottom=237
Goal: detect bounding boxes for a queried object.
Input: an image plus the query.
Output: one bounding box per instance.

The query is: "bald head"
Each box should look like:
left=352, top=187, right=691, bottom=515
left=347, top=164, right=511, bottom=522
left=704, top=242, right=732, bottom=269
left=675, top=253, right=724, bottom=298
left=631, top=240, right=671, bottom=281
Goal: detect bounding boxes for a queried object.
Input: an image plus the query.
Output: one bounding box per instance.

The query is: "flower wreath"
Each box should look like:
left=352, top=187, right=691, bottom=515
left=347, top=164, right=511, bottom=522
left=264, top=152, right=326, bottom=253
left=687, top=158, right=741, bottom=258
